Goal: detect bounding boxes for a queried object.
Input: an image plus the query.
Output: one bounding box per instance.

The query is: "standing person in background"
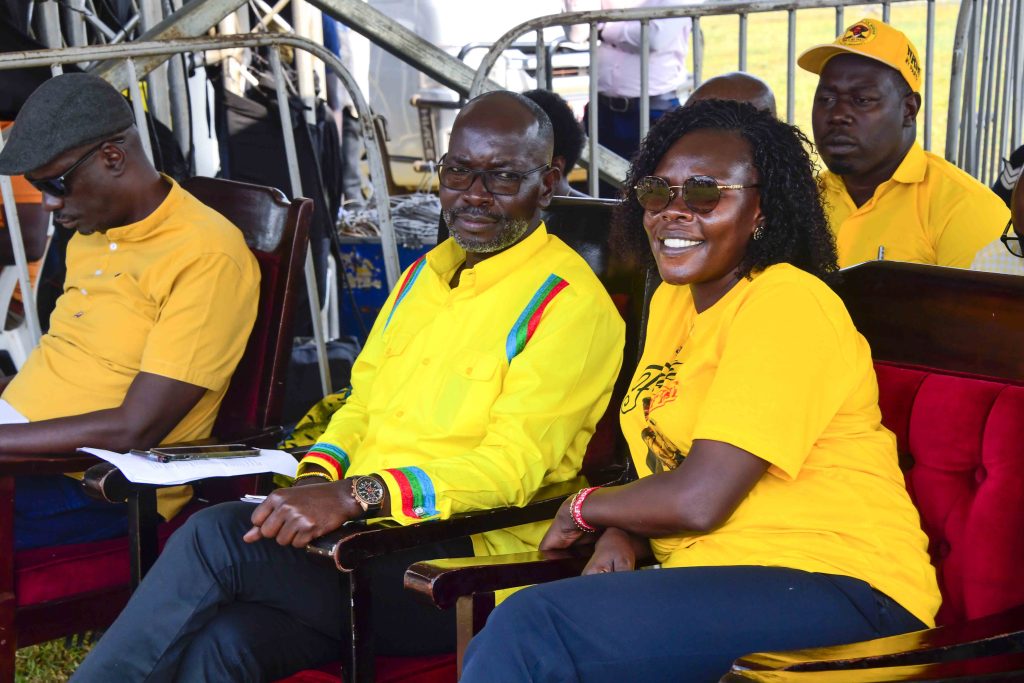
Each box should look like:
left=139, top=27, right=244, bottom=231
left=523, top=89, right=588, bottom=197
left=565, top=0, right=691, bottom=195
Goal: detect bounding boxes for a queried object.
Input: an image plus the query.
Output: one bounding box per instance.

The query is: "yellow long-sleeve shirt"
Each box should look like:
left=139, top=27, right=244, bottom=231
left=302, top=224, right=624, bottom=556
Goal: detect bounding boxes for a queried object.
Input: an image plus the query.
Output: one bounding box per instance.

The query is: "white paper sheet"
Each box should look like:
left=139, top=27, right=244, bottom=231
left=79, top=447, right=299, bottom=485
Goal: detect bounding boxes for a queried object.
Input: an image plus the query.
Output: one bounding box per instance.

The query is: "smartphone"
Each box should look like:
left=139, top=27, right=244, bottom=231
left=134, top=444, right=259, bottom=463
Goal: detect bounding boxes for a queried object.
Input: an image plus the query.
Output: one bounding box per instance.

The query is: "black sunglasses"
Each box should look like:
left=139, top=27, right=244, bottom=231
left=437, top=154, right=550, bottom=196
left=26, top=138, right=124, bottom=197
left=1000, top=219, right=1023, bottom=258
left=634, top=175, right=760, bottom=214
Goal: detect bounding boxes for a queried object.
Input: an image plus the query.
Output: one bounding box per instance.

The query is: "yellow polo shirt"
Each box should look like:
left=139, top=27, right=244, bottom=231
left=620, top=264, right=940, bottom=627
left=822, top=143, right=1009, bottom=268
left=3, top=178, right=260, bottom=517
left=303, top=224, right=625, bottom=557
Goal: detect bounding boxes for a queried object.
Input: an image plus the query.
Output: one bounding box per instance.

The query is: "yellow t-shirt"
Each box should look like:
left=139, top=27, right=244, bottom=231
left=822, top=143, right=1009, bottom=268
left=302, top=224, right=625, bottom=557
left=620, top=263, right=941, bottom=627
left=3, top=178, right=260, bottom=517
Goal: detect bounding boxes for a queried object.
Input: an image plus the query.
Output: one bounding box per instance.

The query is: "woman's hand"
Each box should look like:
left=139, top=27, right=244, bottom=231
left=582, top=527, right=637, bottom=575
left=540, top=495, right=595, bottom=550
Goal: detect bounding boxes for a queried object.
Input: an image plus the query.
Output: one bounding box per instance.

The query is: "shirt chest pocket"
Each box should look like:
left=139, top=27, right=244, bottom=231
left=75, top=273, right=158, bottom=366
left=432, top=350, right=504, bottom=435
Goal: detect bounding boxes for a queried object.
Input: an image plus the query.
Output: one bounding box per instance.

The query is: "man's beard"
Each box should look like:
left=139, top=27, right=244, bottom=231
left=442, top=207, right=531, bottom=254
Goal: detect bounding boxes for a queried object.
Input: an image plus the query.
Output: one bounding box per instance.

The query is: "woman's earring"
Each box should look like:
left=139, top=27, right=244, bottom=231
left=752, top=223, right=766, bottom=240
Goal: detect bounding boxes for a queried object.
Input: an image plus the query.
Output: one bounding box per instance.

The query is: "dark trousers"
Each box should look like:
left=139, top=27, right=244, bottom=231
left=461, top=565, right=927, bottom=683
left=584, top=97, right=679, bottom=198
left=15, top=475, right=128, bottom=551
left=72, top=502, right=472, bottom=683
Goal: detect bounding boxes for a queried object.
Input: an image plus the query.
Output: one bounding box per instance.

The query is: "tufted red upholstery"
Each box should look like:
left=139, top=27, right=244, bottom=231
left=875, top=361, right=1024, bottom=626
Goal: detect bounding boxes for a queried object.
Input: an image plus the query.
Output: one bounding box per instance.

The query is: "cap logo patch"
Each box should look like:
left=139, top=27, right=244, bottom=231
left=840, top=22, right=877, bottom=45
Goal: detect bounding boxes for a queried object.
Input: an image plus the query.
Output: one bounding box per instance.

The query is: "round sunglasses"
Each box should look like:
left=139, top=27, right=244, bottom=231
left=634, top=175, right=759, bottom=214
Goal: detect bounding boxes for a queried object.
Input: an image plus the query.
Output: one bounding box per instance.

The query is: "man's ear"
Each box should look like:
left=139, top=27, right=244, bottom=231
left=101, top=140, right=128, bottom=177
left=537, top=165, right=559, bottom=209
left=902, top=91, right=922, bottom=127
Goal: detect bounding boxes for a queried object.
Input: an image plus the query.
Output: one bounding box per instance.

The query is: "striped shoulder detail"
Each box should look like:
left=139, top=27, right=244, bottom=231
left=383, top=256, right=428, bottom=331
left=381, top=466, right=439, bottom=519
left=505, top=274, right=570, bottom=362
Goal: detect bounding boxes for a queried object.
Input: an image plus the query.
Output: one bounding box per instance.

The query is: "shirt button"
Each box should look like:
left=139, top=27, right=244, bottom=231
left=80, top=288, right=87, bottom=295
left=422, top=358, right=431, bottom=366
left=94, top=269, right=102, bottom=276
left=109, top=242, right=118, bottom=251
left=395, top=410, right=404, bottom=418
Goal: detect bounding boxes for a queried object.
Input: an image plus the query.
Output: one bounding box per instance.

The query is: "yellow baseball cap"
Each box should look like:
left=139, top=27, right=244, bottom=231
left=798, top=18, right=922, bottom=93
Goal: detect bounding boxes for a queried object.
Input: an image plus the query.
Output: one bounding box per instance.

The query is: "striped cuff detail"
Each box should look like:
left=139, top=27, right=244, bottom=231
left=380, top=466, right=439, bottom=521
left=505, top=275, right=569, bottom=362
left=304, top=442, right=351, bottom=477
left=383, top=256, right=427, bottom=331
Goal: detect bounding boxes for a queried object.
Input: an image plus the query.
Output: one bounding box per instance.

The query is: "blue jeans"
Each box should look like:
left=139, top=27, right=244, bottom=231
left=461, top=565, right=927, bottom=683
left=15, top=475, right=129, bottom=551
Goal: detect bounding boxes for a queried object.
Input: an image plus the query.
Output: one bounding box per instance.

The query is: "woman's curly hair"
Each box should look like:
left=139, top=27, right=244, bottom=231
left=616, top=99, right=838, bottom=280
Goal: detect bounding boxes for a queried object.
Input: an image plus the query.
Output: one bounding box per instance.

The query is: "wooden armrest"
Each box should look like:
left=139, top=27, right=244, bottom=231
left=729, top=603, right=1024, bottom=675
left=404, top=548, right=595, bottom=609
left=0, top=451, right=99, bottom=477
left=307, top=495, right=568, bottom=571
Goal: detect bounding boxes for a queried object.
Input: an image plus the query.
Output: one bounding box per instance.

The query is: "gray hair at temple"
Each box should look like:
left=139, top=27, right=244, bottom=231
left=686, top=72, right=778, bottom=117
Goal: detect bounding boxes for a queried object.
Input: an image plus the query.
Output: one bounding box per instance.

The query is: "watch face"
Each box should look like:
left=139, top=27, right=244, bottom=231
left=355, top=476, right=385, bottom=506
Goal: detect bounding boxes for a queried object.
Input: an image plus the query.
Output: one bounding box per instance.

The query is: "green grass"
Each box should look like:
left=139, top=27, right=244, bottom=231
left=15, top=639, right=92, bottom=682
left=698, top=0, right=962, bottom=156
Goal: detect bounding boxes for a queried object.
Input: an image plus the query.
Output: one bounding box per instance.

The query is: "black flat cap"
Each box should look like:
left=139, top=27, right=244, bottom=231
left=0, top=73, right=134, bottom=175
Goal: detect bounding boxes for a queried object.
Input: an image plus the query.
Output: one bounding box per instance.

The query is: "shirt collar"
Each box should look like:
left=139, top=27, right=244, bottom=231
left=103, top=175, right=182, bottom=242
left=889, top=142, right=927, bottom=184
left=425, top=222, right=551, bottom=292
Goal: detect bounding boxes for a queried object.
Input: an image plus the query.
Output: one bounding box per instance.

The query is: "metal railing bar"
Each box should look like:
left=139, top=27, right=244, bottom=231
left=738, top=13, right=748, bottom=72
left=536, top=31, right=548, bottom=91
left=125, top=58, right=155, bottom=164
left=0, top=175, right=42, bottom=345
left=924, top=0, right=934, bottom=150
left=692, top=16, right=703, bottom=89
left=786, top=9, right=796, bottom=124
left=589, top=24, right=600, bottom=197
left=640, top=20, right=650, bottom=142
left=269, top=46, right=331, bottom=396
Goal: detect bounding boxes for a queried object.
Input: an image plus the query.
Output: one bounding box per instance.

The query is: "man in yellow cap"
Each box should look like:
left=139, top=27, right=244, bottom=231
left=799, top=18, right=1008, bottom=268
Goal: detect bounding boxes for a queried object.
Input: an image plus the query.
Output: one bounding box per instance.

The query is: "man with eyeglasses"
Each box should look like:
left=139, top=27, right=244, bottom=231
left=0, top=73, right=260, bottom=550
left=73, top=90, right=624, bottom=681
left=800, top=18, right=1008, bottom=268
left=971, top=169, right=1024, bottom=275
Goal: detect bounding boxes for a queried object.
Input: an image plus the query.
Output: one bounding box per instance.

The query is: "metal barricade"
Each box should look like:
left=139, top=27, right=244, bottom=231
left=947, top=0, right=1023, bottom=185
left=468, top=1, right=944, bottom=195
left=0, top=33, right=400, bottom=395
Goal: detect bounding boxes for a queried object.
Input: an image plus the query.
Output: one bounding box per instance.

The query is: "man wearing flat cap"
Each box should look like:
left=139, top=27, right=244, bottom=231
left=799, top=18, right=1008, bottom=268
left=0, top=73, right=260, bottom=549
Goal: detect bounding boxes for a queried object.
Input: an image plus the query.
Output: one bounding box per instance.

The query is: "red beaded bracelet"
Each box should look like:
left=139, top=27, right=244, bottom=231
left=570, top=486, right=601, bottom=533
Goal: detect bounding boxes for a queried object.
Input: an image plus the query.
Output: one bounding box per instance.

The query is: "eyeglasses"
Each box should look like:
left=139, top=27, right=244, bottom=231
left=26, top=138, right=124, bottom=197
left=1000, top=219, right=1023, bottom=258
left=634, top=175, right=760, bottom=214
left=437, top=155, right=550, bottom=195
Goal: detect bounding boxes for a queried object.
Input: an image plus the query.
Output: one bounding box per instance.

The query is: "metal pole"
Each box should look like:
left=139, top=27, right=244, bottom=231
left=535, top=30, right=548, bottom=91
left=786, top=9, right=796, bottom=124
left=835, top=6, right=844, bottom=36
left=990, top=0, right=1010, bottom=184
left=692, top=16, right=702, bottom=89
left=946, top=0, right=973, bottom=162
left=269, top=47, right=332, bottom=396
left=125, top=58, right=155, bottom=165
left=36, top=1, right=63, bottom=49
left=924, top=0, right=935, bottom=151
left=62, top=0, right=89, bottom=49
left=292, top=0, right=321, bottom=126
left=882, top=2, right=891, bottom=23
left=976, top=0, right=996, bottom=180
left=738, top=13, right=747, bottom=72
left=640, top=20, right=650, bottom=142
left=588, top=23, right=600, bottom=197
left=0, top=173, right=42, bottom=344
left=139, top=0, right=172, bottom=127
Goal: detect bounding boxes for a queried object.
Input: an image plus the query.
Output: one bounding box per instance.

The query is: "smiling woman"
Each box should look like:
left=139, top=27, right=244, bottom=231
left=459, top=99, right=942, bottom=683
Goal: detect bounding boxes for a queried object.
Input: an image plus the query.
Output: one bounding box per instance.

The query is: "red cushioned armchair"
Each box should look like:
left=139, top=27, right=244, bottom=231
left=0, top=177, right=311, bottom=682
left=405, top=262, right=1024, bottom=681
